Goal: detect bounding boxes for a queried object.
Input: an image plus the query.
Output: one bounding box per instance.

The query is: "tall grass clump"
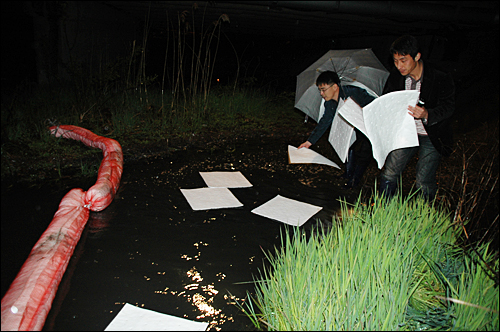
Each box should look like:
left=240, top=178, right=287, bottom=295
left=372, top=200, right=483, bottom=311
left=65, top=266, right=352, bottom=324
left=238, top=191, right=499, bottom=331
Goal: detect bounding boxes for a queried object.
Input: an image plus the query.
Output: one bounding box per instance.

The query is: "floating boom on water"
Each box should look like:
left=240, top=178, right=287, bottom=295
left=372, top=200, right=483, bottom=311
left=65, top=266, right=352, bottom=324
left=1, top=125, right=123, bottom=330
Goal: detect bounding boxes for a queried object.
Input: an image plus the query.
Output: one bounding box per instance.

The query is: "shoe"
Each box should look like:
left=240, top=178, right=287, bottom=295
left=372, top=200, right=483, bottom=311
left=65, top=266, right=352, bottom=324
left=379, top=180, right=397, bottom=198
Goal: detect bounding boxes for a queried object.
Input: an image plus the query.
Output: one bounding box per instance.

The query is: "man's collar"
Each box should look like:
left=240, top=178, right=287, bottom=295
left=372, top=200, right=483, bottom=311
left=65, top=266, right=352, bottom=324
left=338, top=84, right=346, bottom=99
left=406, top=60, right=424, bottom=81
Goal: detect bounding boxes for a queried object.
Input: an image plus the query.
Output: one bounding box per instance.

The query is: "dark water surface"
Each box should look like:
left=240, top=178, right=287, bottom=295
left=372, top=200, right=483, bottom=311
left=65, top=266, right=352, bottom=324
left=2, top=136, right=356, bottom=331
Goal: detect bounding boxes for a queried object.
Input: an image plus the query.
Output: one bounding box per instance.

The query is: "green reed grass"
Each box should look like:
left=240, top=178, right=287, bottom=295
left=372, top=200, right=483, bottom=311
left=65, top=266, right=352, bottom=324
left=446, top=243, right=499, bottom=330
left=239, top=191, right=499, bottom=331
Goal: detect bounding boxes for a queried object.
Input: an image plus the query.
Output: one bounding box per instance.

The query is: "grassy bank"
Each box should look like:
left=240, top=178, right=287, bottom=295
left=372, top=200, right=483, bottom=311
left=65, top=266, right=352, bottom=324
left=238, top=192, right=499, bottom=331
left=1, top=4, right=310, bottom=181
left=1, top=83, right=307, bottom=181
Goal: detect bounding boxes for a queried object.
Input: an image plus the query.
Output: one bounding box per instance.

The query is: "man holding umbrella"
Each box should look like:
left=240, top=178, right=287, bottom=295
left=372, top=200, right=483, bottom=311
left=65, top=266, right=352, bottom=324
left=379, top=35, right=455, bottom=200
left=298, top=70, right=375, bottom=189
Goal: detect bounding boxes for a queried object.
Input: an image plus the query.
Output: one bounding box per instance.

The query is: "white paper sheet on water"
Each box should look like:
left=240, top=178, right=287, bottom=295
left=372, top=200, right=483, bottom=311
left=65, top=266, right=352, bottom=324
left=251, top=195, right=322, bottom=227
left=104, top=303, right=209, bottom=331
left=180, top=187, right=243, bottom=210
left=337, top=90, right=420, bottom=169
left=288, top=145, right=340, bottom=169
left=199, top=171, right=252, bottom=188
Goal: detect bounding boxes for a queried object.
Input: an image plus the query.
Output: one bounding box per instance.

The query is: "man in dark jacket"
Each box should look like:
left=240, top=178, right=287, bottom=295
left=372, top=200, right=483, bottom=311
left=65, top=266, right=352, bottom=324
left=379, top=35, right=455, bottom=200
left=298, top=71, right=375, bottom=189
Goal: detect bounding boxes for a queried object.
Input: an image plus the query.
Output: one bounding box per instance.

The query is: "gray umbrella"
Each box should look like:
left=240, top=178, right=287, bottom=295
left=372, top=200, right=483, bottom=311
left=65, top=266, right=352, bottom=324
left=295, top=49, right=389, bottom=122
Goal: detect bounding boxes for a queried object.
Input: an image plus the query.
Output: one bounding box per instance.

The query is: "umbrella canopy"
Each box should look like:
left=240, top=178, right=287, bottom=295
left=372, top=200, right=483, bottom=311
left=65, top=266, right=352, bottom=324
left=295, top=49, right=389, bottom=122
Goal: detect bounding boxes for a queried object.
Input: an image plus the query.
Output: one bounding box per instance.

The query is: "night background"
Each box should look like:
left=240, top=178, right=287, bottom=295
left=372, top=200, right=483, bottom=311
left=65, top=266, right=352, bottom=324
left=1, top=1, right=499, bottom=331
left=2, top=1, right=499, bottom=98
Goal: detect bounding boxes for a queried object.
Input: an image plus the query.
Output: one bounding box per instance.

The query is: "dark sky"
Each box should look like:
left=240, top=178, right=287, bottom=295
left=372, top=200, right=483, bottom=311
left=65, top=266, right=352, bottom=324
left=1, top=1, right=324, bottom=90
left=1, top=1, right=498, bottom=94
left=0, top=1, right=341, bottom=91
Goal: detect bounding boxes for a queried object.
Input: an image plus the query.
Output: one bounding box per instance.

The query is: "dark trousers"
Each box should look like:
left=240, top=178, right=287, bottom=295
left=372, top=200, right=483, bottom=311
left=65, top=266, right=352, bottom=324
left=344, top=129, right=373, bottom=186
left=379, top=135, right=441, bottom=200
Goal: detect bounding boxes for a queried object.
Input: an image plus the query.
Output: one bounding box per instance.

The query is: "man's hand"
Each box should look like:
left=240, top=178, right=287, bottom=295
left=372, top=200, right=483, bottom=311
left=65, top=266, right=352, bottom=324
left=298, top=141, right=312, bottom=149
left=408, top=105, right=428, bottom=120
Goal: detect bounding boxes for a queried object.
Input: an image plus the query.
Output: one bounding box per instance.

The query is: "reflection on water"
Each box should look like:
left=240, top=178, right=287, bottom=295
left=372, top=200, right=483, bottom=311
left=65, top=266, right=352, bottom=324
left=162, top=242, right=229, bottom=330
left=3, top=136, right=353, bottom=331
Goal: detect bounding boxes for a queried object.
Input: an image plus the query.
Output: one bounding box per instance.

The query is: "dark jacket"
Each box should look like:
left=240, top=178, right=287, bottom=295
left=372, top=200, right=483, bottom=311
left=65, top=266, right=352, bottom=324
left=383, top=62, right=455, bottom=156
left=308, top=85, right=375, bottom=145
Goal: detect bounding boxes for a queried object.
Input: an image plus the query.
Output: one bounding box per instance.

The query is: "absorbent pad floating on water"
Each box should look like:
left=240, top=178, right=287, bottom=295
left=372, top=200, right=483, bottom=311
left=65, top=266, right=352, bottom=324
left=251, top=194, right=322, bottom=226
left=199, top=171, right=252, bottom=188
left=288, top=145, right=340, bottom=168
left=104, top=303, right=208, bottom=331
left=180, top=187, right=243, bottom=210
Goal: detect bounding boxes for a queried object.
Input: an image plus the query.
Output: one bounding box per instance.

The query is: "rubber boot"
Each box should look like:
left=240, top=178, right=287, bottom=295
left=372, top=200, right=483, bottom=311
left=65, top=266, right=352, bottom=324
left=342, top=148, right=355, bottom=179
left=345, top=162, right=368, bottom=189
left=379, top=180, right=397, bottom=199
